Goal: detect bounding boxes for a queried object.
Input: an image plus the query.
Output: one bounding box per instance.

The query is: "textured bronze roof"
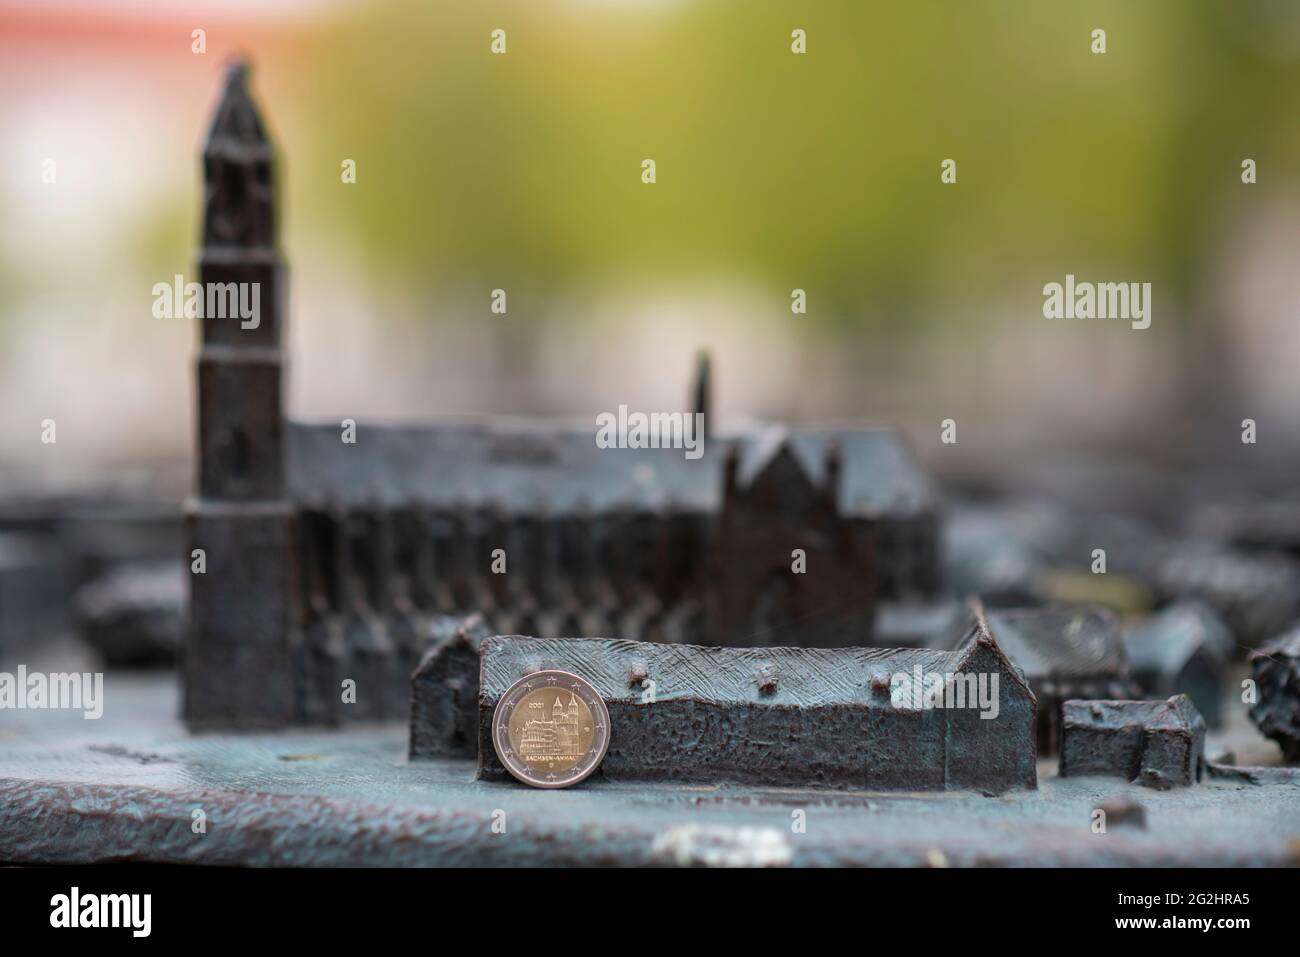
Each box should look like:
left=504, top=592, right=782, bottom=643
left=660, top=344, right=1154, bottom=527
left=1125, top=600, right=1234, bottom=675
left=285, top=419, right=936, bottom=519
left=987, top=606, right=1129, bottom=680
left=478, top=633, right=992, bottom=709
left=204, top=60, right=271, bottom=157
left=1062, top=695, right=1205, bottom=734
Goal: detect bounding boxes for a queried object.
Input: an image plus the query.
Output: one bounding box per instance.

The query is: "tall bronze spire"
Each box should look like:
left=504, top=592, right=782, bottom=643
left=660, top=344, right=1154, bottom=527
left=194, top=58, right=284, bottom=496
left=691, top=349, right=712, bottom=439
left=202, top=59, right=275, bottom=251
left=186, top=60, right=296, bottom=729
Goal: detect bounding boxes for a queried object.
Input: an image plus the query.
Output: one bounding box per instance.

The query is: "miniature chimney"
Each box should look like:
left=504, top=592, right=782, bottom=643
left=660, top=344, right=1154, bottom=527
left=722, top=442, right=739, bottom=496
left=691, top=349, right=712, bottom=439
left=824, top=442, right=842, bottom=504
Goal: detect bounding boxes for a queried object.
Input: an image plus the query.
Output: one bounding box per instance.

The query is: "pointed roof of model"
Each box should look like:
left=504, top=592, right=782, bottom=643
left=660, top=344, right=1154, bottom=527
left=951, top=598, right=1034, bottom=699
left=735, top=426, right=815, bottom=489
left=986, top=605, right=1130, bottom=681
left=1125, top=600, right=1234, bottom=676
left=204, top=59, right=272, bottom=160
left=691, top=349, right=711, bottom=437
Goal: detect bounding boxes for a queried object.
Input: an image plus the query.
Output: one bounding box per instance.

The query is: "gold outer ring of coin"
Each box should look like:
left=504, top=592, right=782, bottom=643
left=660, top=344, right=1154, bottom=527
left=491, top=670, right=611, bottom=789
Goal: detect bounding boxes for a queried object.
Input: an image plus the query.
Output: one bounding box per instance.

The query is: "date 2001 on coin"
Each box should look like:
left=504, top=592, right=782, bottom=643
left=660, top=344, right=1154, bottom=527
left=490, top=670, right=610, bottom=789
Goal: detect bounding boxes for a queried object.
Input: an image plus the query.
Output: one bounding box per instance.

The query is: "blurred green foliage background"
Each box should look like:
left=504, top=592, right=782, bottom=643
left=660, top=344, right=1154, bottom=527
left=287, top=0, right=1300, bottom=326
left=5, top=0, right=1300, bottom=482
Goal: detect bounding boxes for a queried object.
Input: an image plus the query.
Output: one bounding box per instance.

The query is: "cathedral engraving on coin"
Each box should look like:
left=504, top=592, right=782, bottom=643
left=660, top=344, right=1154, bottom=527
left=491, top=670, right=611, bottom=789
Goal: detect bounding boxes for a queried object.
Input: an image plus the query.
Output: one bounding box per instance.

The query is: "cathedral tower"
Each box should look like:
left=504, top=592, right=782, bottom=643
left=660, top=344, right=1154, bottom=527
left=184, top=61, right=296, bottom=728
